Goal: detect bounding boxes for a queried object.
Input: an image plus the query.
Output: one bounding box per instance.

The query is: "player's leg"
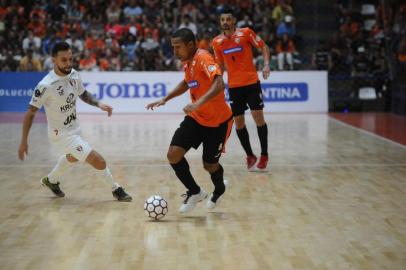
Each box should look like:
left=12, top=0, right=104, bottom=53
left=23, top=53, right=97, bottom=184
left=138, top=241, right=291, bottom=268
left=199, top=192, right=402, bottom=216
left=65, top=135, right=131, bottom=201
left=41, top=154, right=77, bottom=197
left=202, top=118, right=233, bottom=209
left=229, top=86, right=257, bottom=169
left=248, top=82, right=269, bottom=170
left=169, top=116, right=207, bottom=213
left=85, top=150, right=132, bottom=201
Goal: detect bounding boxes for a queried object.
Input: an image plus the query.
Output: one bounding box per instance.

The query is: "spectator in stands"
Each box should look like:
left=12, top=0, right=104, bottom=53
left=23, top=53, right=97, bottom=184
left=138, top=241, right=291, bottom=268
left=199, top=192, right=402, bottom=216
left=276, top=33, right=295, bottom=70
left=237, top=14, right=253, bottom=28
left=46, top=0, right=66, bottom=22
left=272, top=0, right=294, bottom=25
left=123, top=33, right=139, bottom=62
left=1, top=50, right=19, bottom=71
left=311, top=42, right=332, bottom=71
left=106, top=2, right=121, bottom=23
left=19, top=49, right=42, bottom=71
left=276, top=15, right=296, bottom=38
left=66, top=32, right=84, bottom=55
left=124, top=0, right=143, bottom=19
left=79, top=49, right=96, bottom=71
left=67, top=0, right=84, bottom=22
left=140, top=31, right=161, bottom=70
left=27, top=13, right=46, bottom=39
left=22, top=31, right=41, bottom=53
left=178, top=15, right=197, bottom=35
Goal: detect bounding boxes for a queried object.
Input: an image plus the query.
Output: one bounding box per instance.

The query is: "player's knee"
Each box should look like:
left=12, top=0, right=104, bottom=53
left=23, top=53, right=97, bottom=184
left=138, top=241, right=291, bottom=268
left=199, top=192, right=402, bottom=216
left=234, top=117, right=245, bottom=129
left=94, top=157, right=106, bottom=170
left=167, top=149, right=182, bottom=164
left=203, top=162, right=218, bottom=173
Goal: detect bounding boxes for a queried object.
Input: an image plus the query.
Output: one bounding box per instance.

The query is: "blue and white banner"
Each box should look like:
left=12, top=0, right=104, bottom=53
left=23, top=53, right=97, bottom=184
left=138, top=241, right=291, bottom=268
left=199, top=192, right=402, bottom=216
left=0, top=71, right=327, bottom=113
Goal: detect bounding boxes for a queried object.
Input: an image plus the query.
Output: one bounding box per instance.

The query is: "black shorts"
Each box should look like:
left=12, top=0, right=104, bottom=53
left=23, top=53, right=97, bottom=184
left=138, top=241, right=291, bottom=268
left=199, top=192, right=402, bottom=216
left=228, top=81, right=264, bottom=116
left=170, top=116, right=233, bottom=163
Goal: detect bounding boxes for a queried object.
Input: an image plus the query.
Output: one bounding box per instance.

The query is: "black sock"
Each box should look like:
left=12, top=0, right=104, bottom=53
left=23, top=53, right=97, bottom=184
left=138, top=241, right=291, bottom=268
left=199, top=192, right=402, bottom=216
left=170, top=158, right=200, bottom=194
left=210, top=164, right=225, bottom=196
left=236, top=126, right=254, bottom=156
left=257, top=124, right=268, bottom=156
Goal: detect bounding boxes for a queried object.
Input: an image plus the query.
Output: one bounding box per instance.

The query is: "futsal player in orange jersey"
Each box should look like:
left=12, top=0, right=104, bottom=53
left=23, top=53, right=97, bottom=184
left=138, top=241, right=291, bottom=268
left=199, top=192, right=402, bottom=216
left=212, top=7, right=271, bottom=171
left=146, top=28, right=233, bottom=214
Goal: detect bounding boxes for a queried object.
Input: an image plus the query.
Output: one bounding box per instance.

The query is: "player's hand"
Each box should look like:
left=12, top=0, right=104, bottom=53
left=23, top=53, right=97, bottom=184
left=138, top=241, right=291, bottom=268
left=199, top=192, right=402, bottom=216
left=18, top=142, right=28, bottom=161
left=183, top=103, right=199, bottom=114
left=145, top=99, right=166, bottom=110
left=262, top=65, right=270, bottom=79
left=99, top=103, right=113, bottom=117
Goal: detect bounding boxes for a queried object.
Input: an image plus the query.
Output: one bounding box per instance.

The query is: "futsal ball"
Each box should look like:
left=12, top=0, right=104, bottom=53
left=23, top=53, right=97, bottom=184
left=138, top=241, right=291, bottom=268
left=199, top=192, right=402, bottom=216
left=144, top=195, right=168, bottom=220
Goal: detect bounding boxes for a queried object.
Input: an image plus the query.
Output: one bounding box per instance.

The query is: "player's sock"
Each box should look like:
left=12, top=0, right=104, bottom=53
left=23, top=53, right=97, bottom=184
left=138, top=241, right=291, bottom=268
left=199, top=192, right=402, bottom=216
left=236, top=126, right=254, bottom=156
left=97, top=166, right=120, bottom=190
left=210, top=164, right=225, bottom=197
left=170, top=158, right=200, bottom=194
left=257, top=124, right=268, bottom=156
left=48, top=155, right=73, bottom=183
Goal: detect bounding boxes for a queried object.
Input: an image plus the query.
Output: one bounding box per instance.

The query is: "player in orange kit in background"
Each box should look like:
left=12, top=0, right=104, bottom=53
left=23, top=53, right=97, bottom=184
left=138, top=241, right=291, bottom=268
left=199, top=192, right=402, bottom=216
left=146, top=28, right=233, bottom=214
left=212, top=6, right=271, bottom=171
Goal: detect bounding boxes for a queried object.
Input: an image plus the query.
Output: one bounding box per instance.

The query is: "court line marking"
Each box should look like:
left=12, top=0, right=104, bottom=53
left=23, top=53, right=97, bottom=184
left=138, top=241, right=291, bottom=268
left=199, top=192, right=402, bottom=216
left=329, top=117, right=406, bottom=150
left=2, top=163, right=406, bottom=168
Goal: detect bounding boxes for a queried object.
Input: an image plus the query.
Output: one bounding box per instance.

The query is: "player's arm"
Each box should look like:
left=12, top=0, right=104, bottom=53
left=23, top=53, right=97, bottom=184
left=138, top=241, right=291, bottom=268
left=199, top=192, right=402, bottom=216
left=145, top=80, right=189, bottom=110
left=259, top=44, right=271, bottom=79
left=18, top=105, right=39, bottom=160
left=183, top=75, right=224, bottom=114
left=79, top=90, right=113, bottom=117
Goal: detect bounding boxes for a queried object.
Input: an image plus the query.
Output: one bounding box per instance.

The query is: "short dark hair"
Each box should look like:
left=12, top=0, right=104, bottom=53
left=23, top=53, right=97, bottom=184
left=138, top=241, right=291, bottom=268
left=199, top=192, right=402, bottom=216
left=220, top=5, right=234, bottom=16
left=51, top=41, right=71, bottom=56
left=171, top=28, right=196, bottom=44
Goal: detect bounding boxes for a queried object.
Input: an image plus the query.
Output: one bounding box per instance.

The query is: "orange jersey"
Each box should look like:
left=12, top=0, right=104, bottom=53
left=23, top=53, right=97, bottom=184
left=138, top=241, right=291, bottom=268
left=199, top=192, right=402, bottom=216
left=183, top=49, right=232, bottom=127
left=213, top=28, right=264, bottom=88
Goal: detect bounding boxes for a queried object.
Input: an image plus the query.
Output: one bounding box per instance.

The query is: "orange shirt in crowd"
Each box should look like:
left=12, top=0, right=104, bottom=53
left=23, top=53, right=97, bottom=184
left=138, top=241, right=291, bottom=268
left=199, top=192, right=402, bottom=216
left=183, top=49, right=232, bottom=127
left=212, top=27, right=264, bottom=88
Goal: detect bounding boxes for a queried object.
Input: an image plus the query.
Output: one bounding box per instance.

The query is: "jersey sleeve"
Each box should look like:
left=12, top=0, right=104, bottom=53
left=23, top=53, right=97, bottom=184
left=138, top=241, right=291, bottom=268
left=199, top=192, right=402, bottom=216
left=246, top=28, right=265, bottom=49
left=212, top=41, right=224, bottom=66
left=29, top=84, right=48, bottom=109
left=199, top=54, right=222, bottom=82
left=76, top=72, right=86, bottom=95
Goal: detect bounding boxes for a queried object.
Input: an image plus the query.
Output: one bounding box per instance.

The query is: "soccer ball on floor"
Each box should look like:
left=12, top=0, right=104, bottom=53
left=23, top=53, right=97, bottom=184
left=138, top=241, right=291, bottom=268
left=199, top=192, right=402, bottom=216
left=144, top=195, right=168, bottom=220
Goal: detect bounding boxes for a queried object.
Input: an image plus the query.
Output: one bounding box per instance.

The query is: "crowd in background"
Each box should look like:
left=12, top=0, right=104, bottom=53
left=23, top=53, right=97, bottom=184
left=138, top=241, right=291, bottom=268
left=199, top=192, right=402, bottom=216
left=312, top=0, right=405, bottom=79
left=0, top=0, right=299, bottom=72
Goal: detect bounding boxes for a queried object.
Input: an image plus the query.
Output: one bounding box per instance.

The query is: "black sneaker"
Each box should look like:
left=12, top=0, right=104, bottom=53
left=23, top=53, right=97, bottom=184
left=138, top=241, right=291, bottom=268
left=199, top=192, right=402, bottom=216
left=112, top=187, right=132, bottom=202
left=41, top=177, right=65, bottom=197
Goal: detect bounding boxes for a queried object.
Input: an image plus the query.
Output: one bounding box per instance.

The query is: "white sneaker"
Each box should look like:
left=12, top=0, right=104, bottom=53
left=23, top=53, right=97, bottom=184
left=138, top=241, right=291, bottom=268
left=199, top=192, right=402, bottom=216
left=179, top=189, right=208, bottom=214
left=207, top=179, right=230, bottom=210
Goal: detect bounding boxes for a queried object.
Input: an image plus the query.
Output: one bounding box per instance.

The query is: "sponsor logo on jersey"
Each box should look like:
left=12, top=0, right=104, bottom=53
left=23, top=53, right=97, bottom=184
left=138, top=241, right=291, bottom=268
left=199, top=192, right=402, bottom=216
left=76, top=145, right=83, bottom=152
left=60, top=100, right=76, bottom=112
left=223, top=46, right=243, bottom=55
left=66, top=93, right=74, bottom=103
left=57, top=86, right=64, bottom=96
left=187, top=80, right=199, bottom=89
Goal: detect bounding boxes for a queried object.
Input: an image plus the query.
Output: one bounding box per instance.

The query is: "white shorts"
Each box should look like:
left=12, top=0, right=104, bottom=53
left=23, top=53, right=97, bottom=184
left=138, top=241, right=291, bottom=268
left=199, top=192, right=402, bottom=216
left=52, top=135, right=92, bottom=161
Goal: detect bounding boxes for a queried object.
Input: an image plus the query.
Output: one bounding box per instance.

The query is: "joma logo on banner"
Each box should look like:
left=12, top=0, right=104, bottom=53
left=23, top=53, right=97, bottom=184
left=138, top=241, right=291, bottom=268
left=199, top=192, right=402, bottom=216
left=83, top=82, right=167, bottom=100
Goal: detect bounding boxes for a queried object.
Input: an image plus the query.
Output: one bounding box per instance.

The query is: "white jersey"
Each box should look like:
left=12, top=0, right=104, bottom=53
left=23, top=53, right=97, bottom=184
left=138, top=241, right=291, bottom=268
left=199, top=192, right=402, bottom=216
left=30, top=69, right=86, bottom=141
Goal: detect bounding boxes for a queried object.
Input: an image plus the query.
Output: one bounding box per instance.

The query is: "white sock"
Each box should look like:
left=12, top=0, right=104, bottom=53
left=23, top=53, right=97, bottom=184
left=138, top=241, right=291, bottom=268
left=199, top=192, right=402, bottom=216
left=97, top=166, right=120, bottom=190
left=48, top=155, right=73, bottom=183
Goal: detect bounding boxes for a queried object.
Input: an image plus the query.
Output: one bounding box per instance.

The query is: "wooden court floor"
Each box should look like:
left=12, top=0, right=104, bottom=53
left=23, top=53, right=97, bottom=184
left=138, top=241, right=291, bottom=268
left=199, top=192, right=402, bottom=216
left=0, top=113, right=405, bottom=270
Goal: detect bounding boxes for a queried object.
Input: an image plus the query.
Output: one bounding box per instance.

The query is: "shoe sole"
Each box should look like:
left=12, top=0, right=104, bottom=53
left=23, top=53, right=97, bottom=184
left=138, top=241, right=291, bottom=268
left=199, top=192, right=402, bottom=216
left=116, top=197, right=132, bottom=202
left=41, top=179, right=65, bottom=197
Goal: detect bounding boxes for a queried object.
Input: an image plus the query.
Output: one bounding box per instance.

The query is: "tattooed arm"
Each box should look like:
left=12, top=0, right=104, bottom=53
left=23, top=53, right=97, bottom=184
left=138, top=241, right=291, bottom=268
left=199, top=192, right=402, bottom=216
left=79, top=90, right=113, bottom=117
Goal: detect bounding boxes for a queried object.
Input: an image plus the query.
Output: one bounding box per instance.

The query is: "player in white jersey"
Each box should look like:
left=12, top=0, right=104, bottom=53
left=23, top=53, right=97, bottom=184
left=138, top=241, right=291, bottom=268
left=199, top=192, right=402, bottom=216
left=17, top=42, right=132, bottom=201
